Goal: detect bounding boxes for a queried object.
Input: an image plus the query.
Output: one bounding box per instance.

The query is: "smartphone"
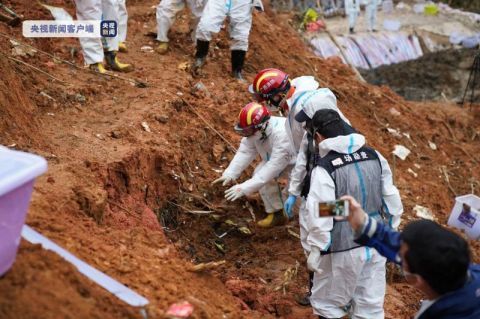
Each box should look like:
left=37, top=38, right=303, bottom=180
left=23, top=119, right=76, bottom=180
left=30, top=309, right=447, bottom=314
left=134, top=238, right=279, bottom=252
left=318, top=200, right=349, bottom=219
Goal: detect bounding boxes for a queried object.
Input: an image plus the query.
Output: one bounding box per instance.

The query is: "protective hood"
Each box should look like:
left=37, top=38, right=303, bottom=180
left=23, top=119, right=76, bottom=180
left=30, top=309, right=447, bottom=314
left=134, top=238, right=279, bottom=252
left=286, top=76, right=320, bottom=109
left=317, top=133, right=365, bottom=158
left=419, top=265, right=480, bottom=319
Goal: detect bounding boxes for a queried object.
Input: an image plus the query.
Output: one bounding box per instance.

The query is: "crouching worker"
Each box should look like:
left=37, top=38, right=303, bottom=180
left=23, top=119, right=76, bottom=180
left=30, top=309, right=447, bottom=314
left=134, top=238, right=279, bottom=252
left=212, top=102, right=296, bottom=227
left=304, top=109, right=403, bottom=319
left=344, top=195, right=480, bottom=319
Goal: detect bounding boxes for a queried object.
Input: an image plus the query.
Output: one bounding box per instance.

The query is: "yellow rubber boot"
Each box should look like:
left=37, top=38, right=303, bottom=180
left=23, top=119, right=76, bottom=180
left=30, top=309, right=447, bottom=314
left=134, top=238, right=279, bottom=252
left=118, top=42, right=128, bottom=52
left=89, top=62, right=107, bottom=74
left=257, top=210, right=288, bottom=228
left=105, top=51, right=134, bottom=73
left=155, top=42, right=169, bottom=54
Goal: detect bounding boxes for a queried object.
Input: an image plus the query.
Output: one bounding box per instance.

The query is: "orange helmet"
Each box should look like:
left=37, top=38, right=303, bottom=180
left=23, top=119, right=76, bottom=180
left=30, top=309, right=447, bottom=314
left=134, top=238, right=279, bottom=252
left=248, top=68, right=290, bottom=105
left=234, top=102, right=271, bottom=137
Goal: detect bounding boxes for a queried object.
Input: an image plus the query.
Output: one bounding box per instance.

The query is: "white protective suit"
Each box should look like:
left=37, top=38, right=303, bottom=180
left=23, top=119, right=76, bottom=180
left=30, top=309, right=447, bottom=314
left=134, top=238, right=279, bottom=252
left=75, top=0, right=120, bottom=64
left=196, top=0, right=257, bottom=51
left=345, top=0, right=360, bottom=30
left=285, top=81, right=350, bottom=252
left=364, top=0, right=380, bottom=31
left=156, top=0, right=205, bottom=42
left=222, top=117, right=296, bottom=213
left=117, top=0, right=128, bottom=42
left=306, top=133, right=403, bottom=318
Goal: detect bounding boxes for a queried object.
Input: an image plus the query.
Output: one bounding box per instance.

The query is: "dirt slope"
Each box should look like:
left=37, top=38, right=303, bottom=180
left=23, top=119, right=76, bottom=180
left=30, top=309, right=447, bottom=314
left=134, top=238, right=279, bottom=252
left=0, top=0, right=479, bottom=318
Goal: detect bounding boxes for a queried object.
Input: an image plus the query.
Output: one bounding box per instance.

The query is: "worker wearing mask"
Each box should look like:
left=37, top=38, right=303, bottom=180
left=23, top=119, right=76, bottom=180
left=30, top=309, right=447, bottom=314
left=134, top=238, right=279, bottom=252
left=74, top=0, right=134, bottom=73
left=344, top=195, right=480, bottom=319
left=155, top=0, right=206, bottom=54
left=213, top=102, right=295, bottom=227
left=345, top=0, right=360, bottom=33
left=193, top=0, right=264, bottom=80
left=248, top=68, right=350, bottom=306
left=303, top=109, right=403, bottom=318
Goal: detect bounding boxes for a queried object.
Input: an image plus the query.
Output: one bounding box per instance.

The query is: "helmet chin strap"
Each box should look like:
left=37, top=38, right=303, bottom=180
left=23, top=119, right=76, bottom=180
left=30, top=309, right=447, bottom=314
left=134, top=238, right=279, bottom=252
left=259, top=121, right=269, bottom=141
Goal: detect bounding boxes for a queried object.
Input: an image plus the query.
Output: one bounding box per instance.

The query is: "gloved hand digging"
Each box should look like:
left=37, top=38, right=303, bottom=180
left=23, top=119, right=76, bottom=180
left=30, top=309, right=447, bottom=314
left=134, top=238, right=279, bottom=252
left=284, top=194, right=297, bottom=219
left=212, top=175, right=235, bottom=186
left=225, top=185, right=245, bottom=201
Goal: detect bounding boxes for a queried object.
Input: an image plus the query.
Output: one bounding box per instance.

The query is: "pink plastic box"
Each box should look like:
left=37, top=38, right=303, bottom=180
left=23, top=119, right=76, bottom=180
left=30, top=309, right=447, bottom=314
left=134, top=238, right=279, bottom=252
left=0, top=147, right=47, bottom=276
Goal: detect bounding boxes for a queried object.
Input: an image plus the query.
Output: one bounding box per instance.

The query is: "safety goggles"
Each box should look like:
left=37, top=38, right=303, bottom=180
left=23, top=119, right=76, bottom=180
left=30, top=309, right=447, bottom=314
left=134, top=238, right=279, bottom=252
left=234, top=124, right=257, bottom=137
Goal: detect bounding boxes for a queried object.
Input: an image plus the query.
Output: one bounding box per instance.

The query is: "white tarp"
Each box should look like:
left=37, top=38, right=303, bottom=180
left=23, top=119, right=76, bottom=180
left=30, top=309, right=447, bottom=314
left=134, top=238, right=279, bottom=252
left=308, top=32, right=423, bottom=69
left=22, top=225, right=149, bottom=308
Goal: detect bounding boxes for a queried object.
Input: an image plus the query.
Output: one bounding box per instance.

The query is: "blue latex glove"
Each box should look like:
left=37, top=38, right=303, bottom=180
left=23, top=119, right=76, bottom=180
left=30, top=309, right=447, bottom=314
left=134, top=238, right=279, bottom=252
left=284, top=195, right=297, bottom=219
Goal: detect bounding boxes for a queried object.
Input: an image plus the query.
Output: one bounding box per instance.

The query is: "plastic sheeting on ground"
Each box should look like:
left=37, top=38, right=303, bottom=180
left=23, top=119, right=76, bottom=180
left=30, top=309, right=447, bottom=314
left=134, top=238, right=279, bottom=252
left=308, top=32, right=423, bottom=70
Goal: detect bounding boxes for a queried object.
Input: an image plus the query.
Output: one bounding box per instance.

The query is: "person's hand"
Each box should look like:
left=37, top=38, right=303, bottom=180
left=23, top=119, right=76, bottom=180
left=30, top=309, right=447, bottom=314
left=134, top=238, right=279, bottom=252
left=212, top=175, right=235, bottom=186
left=307, top=246, right=322, bottom=273
left=284, top=195, right=297, bottom=219
left=225, top=185, right=245, bottom=201
left=341, top=195, right=368, bottom=233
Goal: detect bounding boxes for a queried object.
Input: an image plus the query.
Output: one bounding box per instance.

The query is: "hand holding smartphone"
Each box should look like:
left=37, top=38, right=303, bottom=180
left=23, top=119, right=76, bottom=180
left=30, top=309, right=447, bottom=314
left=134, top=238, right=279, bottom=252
left=318, top=200, right=349, bottom=220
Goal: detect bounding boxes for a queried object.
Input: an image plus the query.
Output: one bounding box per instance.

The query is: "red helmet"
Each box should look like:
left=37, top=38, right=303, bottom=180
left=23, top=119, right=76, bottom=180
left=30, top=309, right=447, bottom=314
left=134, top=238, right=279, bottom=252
left=234, top=102, right=271, bottom=137
left=248, top=68, right=290, bottom=102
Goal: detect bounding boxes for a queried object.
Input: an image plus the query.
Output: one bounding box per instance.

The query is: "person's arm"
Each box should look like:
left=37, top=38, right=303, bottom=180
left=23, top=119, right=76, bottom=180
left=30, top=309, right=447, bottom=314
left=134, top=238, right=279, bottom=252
left=343, top=195, right=402, bottom=264
left=305, top=167, right=335, bottom=251
left=287, top=133, right=308, bottom=197
left=222, top=138, right=257, bottom=180
left=377, top=151, right=404, bottom=229
left=238, top=134, right=293, bottom=196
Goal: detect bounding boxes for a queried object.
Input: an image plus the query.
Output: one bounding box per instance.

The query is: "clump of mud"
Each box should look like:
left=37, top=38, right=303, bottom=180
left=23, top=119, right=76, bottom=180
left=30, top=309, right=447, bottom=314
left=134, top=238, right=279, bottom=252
left=360, top=49, right=478, bottom=102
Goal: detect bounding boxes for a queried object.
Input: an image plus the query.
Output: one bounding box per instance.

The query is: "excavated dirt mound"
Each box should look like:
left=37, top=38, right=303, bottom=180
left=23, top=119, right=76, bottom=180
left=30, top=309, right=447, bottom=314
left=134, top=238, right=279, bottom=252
left=360, top=48, right=478, bottom=102
left=0, top=0, right=479, bottom=318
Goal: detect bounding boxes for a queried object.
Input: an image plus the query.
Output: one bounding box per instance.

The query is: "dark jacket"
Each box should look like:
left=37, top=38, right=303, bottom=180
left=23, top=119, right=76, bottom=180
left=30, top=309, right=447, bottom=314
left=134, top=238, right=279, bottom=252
left=355, top=217, right=480, bottom=319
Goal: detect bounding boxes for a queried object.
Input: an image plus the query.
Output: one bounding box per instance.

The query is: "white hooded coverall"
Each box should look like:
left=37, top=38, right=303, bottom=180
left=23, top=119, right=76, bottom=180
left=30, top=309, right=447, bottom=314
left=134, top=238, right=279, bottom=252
left=306, top=133, right=403, bottom=318
left=285, top=80, right=350, bottom=253
left=117, top=0, right=128, bottom=42
left=364, top=0, right=380, bottom=31
left=221, top=117, right=296, bottom=213
left=74, top=0, right=120, bottom=64
left=345, top=0, right=360, bottom=30
left=195, top=0, right=255, bottom=51
left=156, top=0, right=206, bottom=42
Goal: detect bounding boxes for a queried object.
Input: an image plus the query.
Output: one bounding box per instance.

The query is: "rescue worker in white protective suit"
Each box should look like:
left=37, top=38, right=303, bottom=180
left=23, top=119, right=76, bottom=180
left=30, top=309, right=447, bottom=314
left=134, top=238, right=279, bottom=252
left=193, top=0, right=264, bottom=80
left=155, top=0, right=206, bottom=54
left=344, top=0, right=360, bottom=33
left=364, top=0, right=380, bottom=32
left=248, top=68, right=351, bottom=305
left=117, top=0, right=128, bottom=52
left=302, top=109, right=403, bottom=319
left=212, top=102, right=296, bottom=227
left=74, top=0, right=134, bottom=73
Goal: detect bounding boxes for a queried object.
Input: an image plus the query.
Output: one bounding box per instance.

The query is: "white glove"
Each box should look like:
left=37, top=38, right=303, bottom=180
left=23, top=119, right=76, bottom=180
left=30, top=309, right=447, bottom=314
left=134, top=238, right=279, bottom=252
left=225, top=185, right=245, bottom=201
left=212, top=175, right=235, bottom=186
left=307, top=246, right=323, bottom=273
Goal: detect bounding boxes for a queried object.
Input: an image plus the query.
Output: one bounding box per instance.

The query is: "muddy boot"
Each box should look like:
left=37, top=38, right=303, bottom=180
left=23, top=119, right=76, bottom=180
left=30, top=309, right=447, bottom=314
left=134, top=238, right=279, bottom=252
left=231, top=50, right=246, bottom=81
left=89, top=62, right=107, bottom=74
left=257, top=210, right=288, bottom=228
left=297, top=271, right=314, bottom=306
left=105, top=51, right=134, bottom=73
left=118, top=41, right=128, bottom=52
left=155, top=41, right=169, bottom=54
left=192, top=40, right=209, bottom=76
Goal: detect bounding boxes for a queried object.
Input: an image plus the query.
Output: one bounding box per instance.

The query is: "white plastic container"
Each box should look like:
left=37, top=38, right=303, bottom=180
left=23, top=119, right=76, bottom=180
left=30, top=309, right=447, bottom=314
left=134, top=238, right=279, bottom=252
left=447, top=194, right=480, bottom=240
left=0, top=147, right=47, bottom=275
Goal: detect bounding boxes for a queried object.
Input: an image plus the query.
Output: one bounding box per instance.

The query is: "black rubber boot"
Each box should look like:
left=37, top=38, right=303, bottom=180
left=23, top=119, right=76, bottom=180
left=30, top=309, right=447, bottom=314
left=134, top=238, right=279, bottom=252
left=192, top=40, right=209, bottom=75
left=297, top=271, right=314, bottom=306
left=231, top=50, right=246, bottom=81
